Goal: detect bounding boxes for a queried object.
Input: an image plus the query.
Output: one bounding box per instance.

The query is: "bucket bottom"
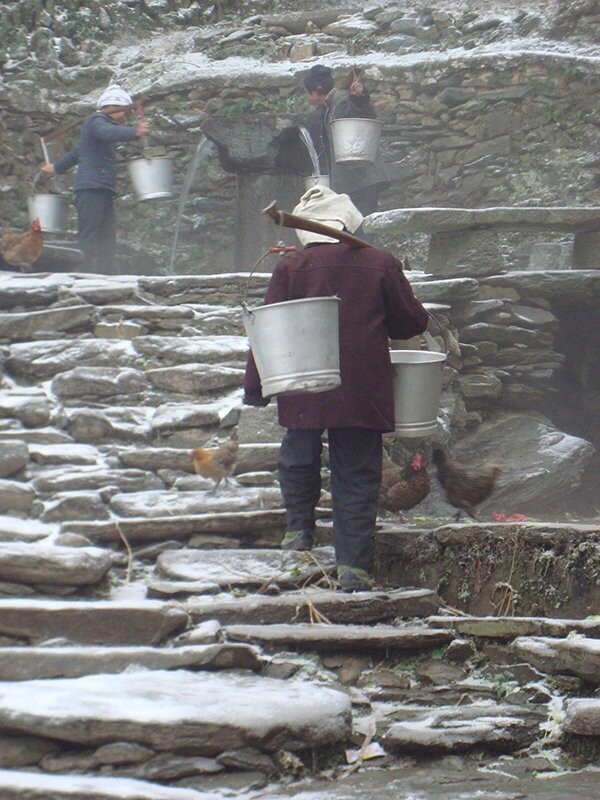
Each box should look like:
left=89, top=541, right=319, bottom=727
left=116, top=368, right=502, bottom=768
left=394, top=419, right=439, bottom=437
left=261, top=370, right=341, bottom=397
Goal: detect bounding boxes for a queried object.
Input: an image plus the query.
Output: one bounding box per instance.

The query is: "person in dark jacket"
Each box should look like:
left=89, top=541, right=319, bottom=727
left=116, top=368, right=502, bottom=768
left=244, top=185, right=429, bottom=592
left=41, top=83, right=149, bottom=273
left=302, top=64, right=390, bottom=217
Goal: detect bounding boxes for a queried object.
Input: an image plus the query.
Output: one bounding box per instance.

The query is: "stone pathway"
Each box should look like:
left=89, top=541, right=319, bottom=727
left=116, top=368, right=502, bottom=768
left=0, top=272, right=598, bottom=799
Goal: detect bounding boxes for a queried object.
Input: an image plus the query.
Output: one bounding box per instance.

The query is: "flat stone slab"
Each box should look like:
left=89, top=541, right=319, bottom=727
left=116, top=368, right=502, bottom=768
left=383, top=702, right=543, bottom=753
left=0, top=669, right=351, bottom=754
left=157, top=547, right=337, bottom=589
left=62, top=510, right=287, bottom=543
left=0, top=541, right=114, bottom=586
left=184, top=587, right=441, bottom=625
left=223, top=623, right=453, bottom=652
left=0, top=771, right=222, bottom=800
left=366, top=206, right=600, bottom=234
left=109, top=487, right=283, bottom=518
left=428, top=616, right=600, bottom=640
left=0, top=599, right=188, bottom=645
left=0, top=515, right=58, bottom=543
left=0, top=643, right=262, bottom=680
left=513, top=635, right=600, bottom=685
left=563, top=698, right=600, bottom=736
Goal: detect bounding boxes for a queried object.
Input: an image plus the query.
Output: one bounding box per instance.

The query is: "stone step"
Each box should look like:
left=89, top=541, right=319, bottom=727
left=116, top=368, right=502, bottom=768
left=0, top=771, right=219, bottom=800
left=513, top=635, right=600, bottom=685
left=382, top=702, right=544, bottom=754
left=223, top=622, right=453, bottom=653
left=62, top=510, right=288, bottom=544
left=427, top=615, right=600, bottom=639
left=0, top=669, right=351, bottom=756
left=182, top=587, right=441, bottom=625
left=0, top=541, right=114, bottom=588
left=0, top=642, right=262, bottom=681
left=156, top=547, right=337, bottom=590
left=0, top=599, right=189, bottom=645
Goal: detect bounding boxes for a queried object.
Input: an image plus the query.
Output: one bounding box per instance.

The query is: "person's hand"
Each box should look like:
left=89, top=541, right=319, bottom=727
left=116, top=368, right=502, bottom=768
left=40, top=163, right=55, bottom=174
left=350, top=77, right=364, bottom=95
left=135, top=120, right=150, bottom=138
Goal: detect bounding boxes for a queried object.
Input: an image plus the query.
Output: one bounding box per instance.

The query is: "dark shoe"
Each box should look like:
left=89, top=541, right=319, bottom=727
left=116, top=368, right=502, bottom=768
left=337, top=565, right=374, bottom=593
left=281, top=530, right=313, bottom=551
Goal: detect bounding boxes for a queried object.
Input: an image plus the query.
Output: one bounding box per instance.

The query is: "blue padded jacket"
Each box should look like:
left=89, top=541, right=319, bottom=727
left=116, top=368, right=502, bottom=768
left=53, top=112, right=139, bottom=193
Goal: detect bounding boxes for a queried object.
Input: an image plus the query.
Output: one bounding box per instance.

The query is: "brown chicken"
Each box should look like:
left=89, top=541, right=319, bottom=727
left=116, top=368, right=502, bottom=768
left=1, top=218, right=44, bottom=271
left=378, top=449, right=431, bottom=519
left=191, top=429, right=239, bottom=491
left=432, top=447, right=501, bottom=521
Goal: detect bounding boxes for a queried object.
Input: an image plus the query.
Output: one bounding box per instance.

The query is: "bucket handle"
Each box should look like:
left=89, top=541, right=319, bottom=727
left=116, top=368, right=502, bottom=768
left=32, top=170, right=65, bottom=196
left=424, top=309, right=449, bottom=357
left=241, top=242, right=298, bottom=313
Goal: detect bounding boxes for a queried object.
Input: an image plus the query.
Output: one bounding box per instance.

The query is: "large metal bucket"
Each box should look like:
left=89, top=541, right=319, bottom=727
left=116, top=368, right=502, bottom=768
left=304, top=174, right=330, bottom=191
left=28, top=193, right=69, bottom=234
left=330, top=118, right=383, bottom=162
left=128, top=157, right=173, bottom=200
left=390, top=350, right=446, bottom=437
left=242, top=296, right=341, bottom=397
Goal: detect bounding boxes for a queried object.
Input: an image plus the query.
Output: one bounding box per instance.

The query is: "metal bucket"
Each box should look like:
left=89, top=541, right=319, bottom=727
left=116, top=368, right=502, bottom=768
left=330, top=118, right=383, bottom=163
left=128, top=157, right=173, bottom=200
left=304, top=174, right=330, bottom=190
left=242, top=296, right=341, bottom=397
left=28, top=193, right=69, bottom=234
left=390, top=350, right=446, bottom=437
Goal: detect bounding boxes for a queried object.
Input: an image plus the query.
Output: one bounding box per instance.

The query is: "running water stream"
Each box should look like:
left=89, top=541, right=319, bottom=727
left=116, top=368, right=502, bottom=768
left=168, top=134, right=213, bottom=273
left=298, top=125, right=323, bottom=177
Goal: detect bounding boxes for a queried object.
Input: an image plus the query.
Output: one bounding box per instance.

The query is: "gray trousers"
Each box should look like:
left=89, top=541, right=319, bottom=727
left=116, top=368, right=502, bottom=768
left=278, top=427, right=382, bottom=572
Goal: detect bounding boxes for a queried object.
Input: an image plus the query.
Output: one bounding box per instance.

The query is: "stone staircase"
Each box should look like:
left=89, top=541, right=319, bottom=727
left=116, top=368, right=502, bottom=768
left=0, top=271, right=599, bottom=799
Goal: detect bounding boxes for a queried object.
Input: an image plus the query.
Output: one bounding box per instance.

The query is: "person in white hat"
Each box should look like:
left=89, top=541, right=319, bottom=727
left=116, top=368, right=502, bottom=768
left=41, top=83, right=150, bottom=273
left=244, top=185, right=429, bottom=592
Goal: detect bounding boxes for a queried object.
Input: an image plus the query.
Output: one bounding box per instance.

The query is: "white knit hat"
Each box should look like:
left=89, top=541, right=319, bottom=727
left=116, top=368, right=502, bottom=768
left=292, top=185, right=363, bottom=246
left=96, top=83, right=133, bottom=109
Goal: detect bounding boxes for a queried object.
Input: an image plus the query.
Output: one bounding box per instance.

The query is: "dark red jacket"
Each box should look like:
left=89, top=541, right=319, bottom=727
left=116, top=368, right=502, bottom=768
left=243, top=242, right=429, bottom=432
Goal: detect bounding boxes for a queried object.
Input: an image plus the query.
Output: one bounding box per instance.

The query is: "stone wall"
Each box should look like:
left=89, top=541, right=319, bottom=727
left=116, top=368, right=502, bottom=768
left=1, top=1, right=599, bottom=274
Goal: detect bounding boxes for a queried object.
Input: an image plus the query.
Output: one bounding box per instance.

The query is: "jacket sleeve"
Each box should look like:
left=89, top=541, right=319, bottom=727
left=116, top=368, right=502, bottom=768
left=382, top=255, right=429, bottom=339
left=53, top=147, right=80, bottom=174
left=90, top=115, right=139, bottom=142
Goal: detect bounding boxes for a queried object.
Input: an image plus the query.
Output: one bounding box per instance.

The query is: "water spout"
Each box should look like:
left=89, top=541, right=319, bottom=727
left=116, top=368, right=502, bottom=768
left=298, top=126, right=322, bottom=176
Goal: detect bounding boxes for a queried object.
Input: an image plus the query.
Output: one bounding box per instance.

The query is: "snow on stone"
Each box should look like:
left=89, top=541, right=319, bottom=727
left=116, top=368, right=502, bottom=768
left=0, top=769, right=226, bottom=799
left=0, top=670, right=351, bottom=750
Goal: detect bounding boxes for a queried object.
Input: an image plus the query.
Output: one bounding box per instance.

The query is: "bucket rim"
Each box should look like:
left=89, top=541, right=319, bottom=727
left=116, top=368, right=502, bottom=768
left=390, top=349, right=446, bottom=363
left=242, top=295, right=340, bottom=314
left=329, top=117, right=383, bottom=127
left=128, top=156, right=174, bottom=164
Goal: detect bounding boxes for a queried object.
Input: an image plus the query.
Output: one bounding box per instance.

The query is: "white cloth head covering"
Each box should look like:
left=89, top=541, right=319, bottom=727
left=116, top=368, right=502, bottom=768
left=292, top=185, right=363, bottom=246
left=96, top=83, right=133, bottom=109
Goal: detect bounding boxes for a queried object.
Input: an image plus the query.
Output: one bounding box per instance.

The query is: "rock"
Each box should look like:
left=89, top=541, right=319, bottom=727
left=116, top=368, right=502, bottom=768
left=0, top=643, right=262, bottom=680
left=184, top=587, right=440, bottom=625
left=223, top=622, right=453, bottom=653
left=384, top=703, right=542, bottom=753
left=0, top=670, right=352, bottom=754
left=0, top=769, right=225, bottom=798
left=0, top=440, right=28, bottom=477
left=0, top=733, right=59, bottom=768
left=0, top=542, right=114, bottom=587
left=0, top=480, right=35, bottom=513
left=51, top=366, right=150, bottom=399
left=158, top=547, right=336, bottom=589
left=0, top=515, right=57, bottom=543
left=513, top=635, right=600, bottom=685
left=562, top=698, right=600, bottom=736
left=0, top=599, right=188, bottom=645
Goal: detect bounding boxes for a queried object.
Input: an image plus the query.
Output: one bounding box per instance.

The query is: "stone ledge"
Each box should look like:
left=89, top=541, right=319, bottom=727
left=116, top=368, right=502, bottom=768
left=366, top=207, right=600, bottom=235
